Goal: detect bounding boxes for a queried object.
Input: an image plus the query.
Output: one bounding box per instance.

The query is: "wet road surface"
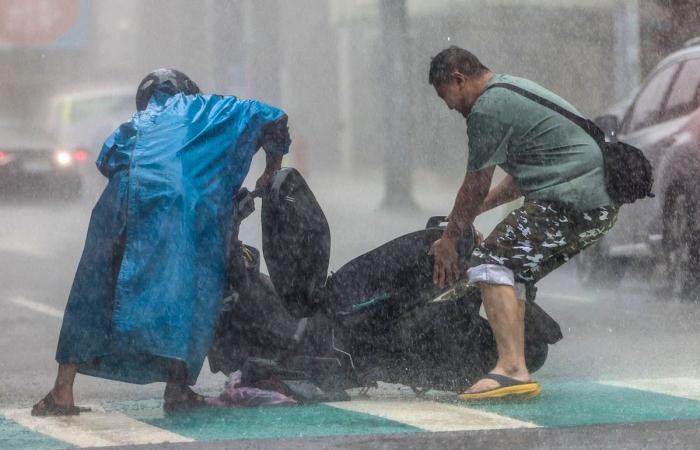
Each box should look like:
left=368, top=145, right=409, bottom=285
left=3, top=173, right=700, bottom=449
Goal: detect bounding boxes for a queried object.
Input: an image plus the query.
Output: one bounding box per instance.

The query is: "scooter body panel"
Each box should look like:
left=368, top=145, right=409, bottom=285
left=210, top=168, right=558, bottom=392
left=261, top=168, right=331, bottom=318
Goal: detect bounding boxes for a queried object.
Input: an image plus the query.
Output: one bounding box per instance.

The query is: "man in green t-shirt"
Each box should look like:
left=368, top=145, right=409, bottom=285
left=428, top=46, right=618, bottom=401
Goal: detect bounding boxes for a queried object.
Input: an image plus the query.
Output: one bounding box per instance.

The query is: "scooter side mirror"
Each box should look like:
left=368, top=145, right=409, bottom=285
left=594, top=114, right=621, bottom=140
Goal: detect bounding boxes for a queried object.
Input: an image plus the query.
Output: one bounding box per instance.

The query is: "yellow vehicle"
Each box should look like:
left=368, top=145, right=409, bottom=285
left=47, top=86, right=133, bottom=156
left=45, top=86, right=133, bottom=193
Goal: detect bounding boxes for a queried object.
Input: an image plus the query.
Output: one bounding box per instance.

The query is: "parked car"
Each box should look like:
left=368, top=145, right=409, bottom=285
left=577, top=38, right=700, bottom=298
left=0, top=121, right=88, bottom=198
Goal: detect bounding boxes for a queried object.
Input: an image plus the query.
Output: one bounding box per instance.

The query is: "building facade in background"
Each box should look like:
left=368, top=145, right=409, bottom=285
left=1, top=0, right=695, bottom=184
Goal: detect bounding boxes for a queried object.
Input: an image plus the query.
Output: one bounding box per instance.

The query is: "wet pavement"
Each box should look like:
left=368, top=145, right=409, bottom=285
left=3, top=169, right=700, bottom=449
left=6, top=381, right=700, bottom=449
left=93, top=420, right=700, bottom=450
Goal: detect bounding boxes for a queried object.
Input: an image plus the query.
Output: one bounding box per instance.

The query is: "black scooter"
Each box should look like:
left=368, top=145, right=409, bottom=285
left=209, top=168, right=562, bottom=398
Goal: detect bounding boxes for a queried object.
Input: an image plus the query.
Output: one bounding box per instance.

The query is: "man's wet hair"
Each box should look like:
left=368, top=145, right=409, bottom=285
left=428, top=46, right=490, bottom=86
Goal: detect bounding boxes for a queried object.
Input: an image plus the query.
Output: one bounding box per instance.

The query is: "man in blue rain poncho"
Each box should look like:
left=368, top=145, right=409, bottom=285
left=32, top=69, right=291, bottom=415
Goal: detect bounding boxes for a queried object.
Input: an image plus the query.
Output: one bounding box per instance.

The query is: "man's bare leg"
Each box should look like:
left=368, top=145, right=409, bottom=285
left=465, top=283, right=531, bottom=393
left=163, top=361, right=205, bottom=408
left=31, top=363, right=79, bottom=415
left=50, top=361, right=194, bottom=404
left=50, top=363, right=78, bottom=405
left=164, top=361, right=189, bottom=400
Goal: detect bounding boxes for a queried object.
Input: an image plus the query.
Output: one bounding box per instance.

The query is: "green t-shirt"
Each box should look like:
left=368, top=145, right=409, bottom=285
left=466, top=73, right=611, bottom=210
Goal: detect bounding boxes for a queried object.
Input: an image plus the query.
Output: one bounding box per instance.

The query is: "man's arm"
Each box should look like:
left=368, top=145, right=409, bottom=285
left=255, top=152, right=283, bottom=189
left=444, top=167, right=495, bottom=241
left=255, top=117, right=291, bottom=190
left=477, top=174, right=521, bottom=215
left=431, top=166, right=495, bottom=285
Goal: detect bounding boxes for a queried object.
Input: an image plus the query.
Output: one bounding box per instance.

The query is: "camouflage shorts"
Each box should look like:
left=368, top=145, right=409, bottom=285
left=469, top=201, right=618, bottom=285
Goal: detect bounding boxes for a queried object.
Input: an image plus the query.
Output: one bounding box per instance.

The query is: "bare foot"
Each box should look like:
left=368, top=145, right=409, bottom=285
left=163, top=385, right=207, bottom=411
left=31, top=391, right=89, bottom=417
left=50, top=388, right=74, bottom=407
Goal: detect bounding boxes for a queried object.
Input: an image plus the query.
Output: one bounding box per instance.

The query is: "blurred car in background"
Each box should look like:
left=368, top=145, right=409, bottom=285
left=577, top=37, right=700, bottom=299
left=47, top=85, right=133, bottom=150
left=0, top=121, right=88, bottom=199
left=46, top=86, right=133, bottom=194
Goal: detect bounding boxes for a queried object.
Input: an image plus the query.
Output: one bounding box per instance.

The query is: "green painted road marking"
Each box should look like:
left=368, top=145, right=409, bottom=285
left=451, top=382, right=700, bottom=428
left=8, top=380, right=700, bottom=449
left=113, top=400, right=419, bottom=441
left=0, top=417, right=70, bottom=450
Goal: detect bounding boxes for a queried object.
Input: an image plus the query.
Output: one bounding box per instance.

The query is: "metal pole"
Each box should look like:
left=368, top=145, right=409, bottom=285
left=613, top=0, right=641, bottom=101
left=243, top=0, right=282, bottom=104
left=379, top=0, right=416, bottom=210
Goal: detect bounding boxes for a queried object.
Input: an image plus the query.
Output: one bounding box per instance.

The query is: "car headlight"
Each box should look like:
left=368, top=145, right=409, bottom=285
left=55, top=151, right=73, bottom=166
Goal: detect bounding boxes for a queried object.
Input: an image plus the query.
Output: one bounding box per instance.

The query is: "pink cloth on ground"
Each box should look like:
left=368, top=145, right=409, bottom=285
left=205, top=371, right=297, bottom=408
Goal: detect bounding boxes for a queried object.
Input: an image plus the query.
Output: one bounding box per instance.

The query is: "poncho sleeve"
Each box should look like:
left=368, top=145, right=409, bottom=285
left=245, top=100, right=291, bottom=156
left=258, top=115, right=291, bottom=156
left=95, top=119, right=137, bottom=178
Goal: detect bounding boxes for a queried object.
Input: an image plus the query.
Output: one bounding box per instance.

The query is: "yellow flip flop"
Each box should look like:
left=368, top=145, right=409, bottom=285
left=458, top=373, right=541, bottom=401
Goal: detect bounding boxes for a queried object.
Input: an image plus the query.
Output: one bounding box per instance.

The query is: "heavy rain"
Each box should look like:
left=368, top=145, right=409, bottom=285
left=2, top=1, right=700, bottom=449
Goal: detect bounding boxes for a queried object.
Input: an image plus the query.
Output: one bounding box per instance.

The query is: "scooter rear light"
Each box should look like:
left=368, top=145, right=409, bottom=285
left=73, top=150, right=89, bottom=161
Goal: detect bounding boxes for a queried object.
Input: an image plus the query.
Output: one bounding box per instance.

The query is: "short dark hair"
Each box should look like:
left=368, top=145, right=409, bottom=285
left=428, top=46, right=489, bottom=86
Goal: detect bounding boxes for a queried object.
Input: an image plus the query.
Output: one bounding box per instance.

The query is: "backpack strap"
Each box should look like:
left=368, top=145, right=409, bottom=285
left=485, top=82, right=606, bottom=143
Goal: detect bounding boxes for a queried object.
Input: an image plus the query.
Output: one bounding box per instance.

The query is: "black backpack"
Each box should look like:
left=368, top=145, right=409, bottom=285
left=486, top=83, right=654, bottom=205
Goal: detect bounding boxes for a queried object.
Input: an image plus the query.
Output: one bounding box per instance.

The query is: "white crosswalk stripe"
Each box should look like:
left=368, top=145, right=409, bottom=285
left=8, top=296, right=64, bottom=319
left=326, top=398, right=538, bottom=431
left=0, top=237, right=52, bottom=258
left=602, top=377, right=700, bottom=401
left=537, top=292, right=592, bottom=303
left=2, top=405, right=194, bottom=448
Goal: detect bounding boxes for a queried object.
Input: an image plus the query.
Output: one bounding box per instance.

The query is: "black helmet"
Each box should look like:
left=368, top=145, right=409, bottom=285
left=135, top=68, right=200, bottom=111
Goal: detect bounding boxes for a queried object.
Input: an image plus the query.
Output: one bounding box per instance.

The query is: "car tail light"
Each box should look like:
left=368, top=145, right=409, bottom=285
left=73, top=150, right=89, bottom=162
left=0, top=151, right=6, bottom=160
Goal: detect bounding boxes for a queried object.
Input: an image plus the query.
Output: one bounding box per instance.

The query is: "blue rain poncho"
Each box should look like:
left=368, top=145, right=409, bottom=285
left=55, top=90, right=290, bottom=385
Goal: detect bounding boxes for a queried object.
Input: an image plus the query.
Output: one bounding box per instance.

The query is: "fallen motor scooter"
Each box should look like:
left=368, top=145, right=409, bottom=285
left=209, top=168, right=562, bottom=398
